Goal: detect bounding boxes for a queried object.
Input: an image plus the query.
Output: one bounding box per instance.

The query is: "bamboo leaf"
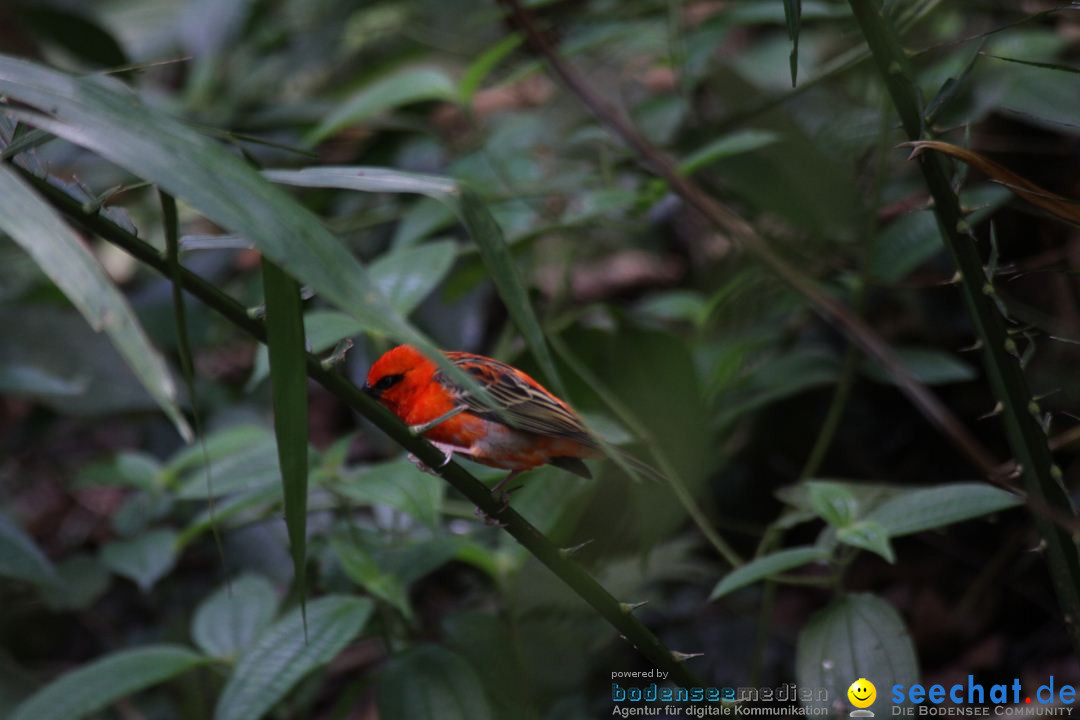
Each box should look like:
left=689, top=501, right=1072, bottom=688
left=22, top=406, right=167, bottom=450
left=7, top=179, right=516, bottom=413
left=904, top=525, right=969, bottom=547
left=9, top=645, right=208, bottom=720
left=215, top=595, right=373, bottom=720
left=261, top=259, right=310, bottom=628
left=306, top=66, right=458, bottom=145
left=905, top=140, right=1080, bottom=225
left=0, top=54, right=446, bottom=383
left=783, top=0, right=802, bottom=87
left=0, top=164, right=191, bottom=440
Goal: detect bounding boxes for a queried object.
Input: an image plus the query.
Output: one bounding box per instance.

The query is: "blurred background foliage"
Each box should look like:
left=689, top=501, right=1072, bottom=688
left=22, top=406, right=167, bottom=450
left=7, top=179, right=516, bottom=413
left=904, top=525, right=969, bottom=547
left=1, top=0, right=1080, bottom=718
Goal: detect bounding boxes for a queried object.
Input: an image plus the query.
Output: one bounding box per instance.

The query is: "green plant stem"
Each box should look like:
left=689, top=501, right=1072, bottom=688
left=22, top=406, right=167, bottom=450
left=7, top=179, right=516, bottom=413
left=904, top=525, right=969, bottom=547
left=15, top=165, right=704, bottom=688
left=846, top=0, right=1080, bottom=658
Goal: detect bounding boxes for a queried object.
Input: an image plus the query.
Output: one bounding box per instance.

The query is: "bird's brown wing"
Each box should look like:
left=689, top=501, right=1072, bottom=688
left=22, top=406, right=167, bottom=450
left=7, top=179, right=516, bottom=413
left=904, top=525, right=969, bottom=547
left=436, top=353, right=597, bottom=447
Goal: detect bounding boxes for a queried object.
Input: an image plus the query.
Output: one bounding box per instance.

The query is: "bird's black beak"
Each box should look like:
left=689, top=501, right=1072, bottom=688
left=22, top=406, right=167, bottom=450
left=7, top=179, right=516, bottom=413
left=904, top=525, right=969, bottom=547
left=362, top=383, right=379, bottom=399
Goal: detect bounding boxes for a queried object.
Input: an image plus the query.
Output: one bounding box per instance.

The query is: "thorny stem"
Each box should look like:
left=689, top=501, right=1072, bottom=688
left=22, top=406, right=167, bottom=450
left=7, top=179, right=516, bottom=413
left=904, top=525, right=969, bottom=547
left=14, top=165, right=705, bottom=688
left=846, top=0, right=1080, bottom=659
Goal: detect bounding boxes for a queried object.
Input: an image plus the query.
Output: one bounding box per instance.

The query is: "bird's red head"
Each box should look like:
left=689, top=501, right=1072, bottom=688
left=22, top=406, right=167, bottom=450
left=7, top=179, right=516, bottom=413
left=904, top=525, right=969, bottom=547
left=364, top=344, right=437, bottom=416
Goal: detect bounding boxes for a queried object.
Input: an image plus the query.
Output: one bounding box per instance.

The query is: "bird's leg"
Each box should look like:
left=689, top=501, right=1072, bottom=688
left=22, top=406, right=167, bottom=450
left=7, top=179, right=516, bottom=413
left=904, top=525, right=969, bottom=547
left=473, top=470, right=522, bottom=527
left=408, top=405, right=466, bottom=436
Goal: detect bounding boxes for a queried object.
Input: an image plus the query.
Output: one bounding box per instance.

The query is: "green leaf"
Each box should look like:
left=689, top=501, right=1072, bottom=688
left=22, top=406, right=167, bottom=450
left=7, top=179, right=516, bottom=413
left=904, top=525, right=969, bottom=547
left=330, top=534, right=412, bottom=619
left=40, top=554, right=110, bottom=611
left=164, top=425, right=272, bottom=481
left=0, top=513, right=57, bottom=587
left=99, top=528, right=178, bottom=592
left=808, top=481, right=859, bottom=528
left=306, top=66, right=458, bottom=145
left=460, top=34, right=522, bottom=104
left=862, top=347, right=976, bottom=385
left=333, top=457, right=444, bottom=528
left=76, top=451, right=161, bottom=490
left=783, top=0, right=802, bottom=86
left=836, top=521, right=896, bottom=563
left=458, top=189, right=565, bottom=395
left=215, top=595, right=374, bottom=720
left=263, top=166, right=458, bottom=198
left=796, top=594, right=918, bottom=712
left=679, top=129, right=780, bottom=175
left=8, top=645, right=209, bottom=720
left=192, top=575, right=280, bottom=660
left=865, top=483, right=1022, bottom=537
left=261, top=259, right=310, bottom=629
left=373, top=240, right=458, bottom=314
left=173, top=433, right=281, bottom=499
left=377, top=645, right=494, bottom=720
left=0, top=54, right=444, bottom=378
left=0, top=164, right=190, bottom=440
left=709, top=546, right=829, bottom=600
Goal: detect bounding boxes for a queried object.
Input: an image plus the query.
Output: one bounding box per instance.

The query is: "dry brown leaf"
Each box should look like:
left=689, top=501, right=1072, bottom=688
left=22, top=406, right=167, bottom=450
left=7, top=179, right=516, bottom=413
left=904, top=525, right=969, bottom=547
left=904, top=140, right=1080, bottom=225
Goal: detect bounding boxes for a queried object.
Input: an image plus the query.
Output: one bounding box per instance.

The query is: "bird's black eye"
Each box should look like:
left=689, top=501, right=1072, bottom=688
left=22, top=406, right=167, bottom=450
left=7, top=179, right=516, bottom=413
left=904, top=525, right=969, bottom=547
left=374, top=373, right=404, bottom=391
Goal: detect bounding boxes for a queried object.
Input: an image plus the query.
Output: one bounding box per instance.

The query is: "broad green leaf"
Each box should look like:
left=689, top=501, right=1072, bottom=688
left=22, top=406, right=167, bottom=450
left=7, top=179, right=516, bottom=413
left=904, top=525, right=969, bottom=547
left=0, top=513, right=56, bottom=587
left=215, top=595, right=373, bottom=720
left=865, top=483, right=1022, bottom=537
left=100, top=528, right=178, bottom=591
left=0, top=54, right=445, bottom=379
left=862, top=346, right=976, bottom=386
left=836, top=521, right=895, bottom=563
left=174, top=433, right=281, bottom=499
left=373, top=240, right=458, bottom=313
left=164, top=425, right=272, bottom=482
left=796, top=594, right=918, bottom=712
left=76, top=451, right=161, bottom=490
left=392, top=197, right=456, bottom=247
left=40, top=554, right=110, bottom=611
left=192, top=575, right=280, bottom=660
left=333, top=458, right=444, bottom=528
left=460, top=35, right=522, bottom=104
left=261, top=259, right=310, bottom=629
left=306, top=66, right=458, bottom=145
left=808, top=481, right=858, bottom=528
left=9, top=645, right=209, bottom=720
left=330, top=534, right=412, bottom=619
left=0, top=164, right=190, bottom=440
left=709, top=546, right=829, bottom=600
left=714, top=346, right=839, bottom=427
left=680, top=129, right=780, bottom=175
left=377, top=645, right=494, bottom=720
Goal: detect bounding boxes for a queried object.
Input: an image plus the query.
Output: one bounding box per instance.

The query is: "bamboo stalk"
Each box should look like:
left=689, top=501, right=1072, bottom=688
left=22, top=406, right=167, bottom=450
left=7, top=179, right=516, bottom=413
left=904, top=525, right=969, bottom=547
left=846, top=0, right=1080, bottom=658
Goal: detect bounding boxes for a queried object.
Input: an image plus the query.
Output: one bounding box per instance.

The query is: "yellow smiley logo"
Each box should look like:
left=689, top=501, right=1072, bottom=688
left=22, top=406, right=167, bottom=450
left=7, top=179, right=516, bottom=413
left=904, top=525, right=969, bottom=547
left=848, top=678, right=877, bottom=709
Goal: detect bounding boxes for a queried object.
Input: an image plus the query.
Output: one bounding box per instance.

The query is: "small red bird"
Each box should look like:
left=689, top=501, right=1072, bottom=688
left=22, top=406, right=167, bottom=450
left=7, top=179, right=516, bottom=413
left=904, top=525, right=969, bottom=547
left=364, top=345, right=600, bottom=498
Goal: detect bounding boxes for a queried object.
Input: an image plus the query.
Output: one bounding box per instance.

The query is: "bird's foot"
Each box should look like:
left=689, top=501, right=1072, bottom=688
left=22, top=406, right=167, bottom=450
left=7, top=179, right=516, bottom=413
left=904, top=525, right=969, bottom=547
left=406, top=448, right=452, bottom=476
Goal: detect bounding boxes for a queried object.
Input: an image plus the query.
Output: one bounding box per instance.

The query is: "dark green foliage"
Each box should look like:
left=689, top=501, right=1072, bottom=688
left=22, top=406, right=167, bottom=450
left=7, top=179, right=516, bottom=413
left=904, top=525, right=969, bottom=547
left=1, top=1, right=1078, bottom=718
